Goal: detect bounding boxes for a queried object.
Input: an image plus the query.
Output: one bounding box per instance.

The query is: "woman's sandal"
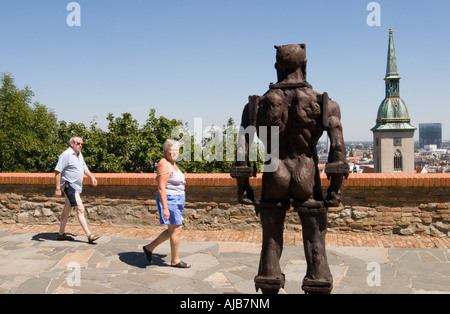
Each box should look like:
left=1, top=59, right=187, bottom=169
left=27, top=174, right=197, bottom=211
left=87, top=234, right=100, bottom=244
left=57, top=233, right=74, bottom=241
left=143, top=246, right=153, bottom=265
left=171, top=261, right=191, bottom=268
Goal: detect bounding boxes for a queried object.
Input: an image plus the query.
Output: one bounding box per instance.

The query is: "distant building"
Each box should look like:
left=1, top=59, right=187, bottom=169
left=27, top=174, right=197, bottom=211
left=419, top=123, right=442, bottom=149
left=371, top=29, right=416, bottom=173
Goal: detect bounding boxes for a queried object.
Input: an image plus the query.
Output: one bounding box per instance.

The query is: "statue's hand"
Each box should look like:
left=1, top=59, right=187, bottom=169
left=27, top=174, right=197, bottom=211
left=324, top=162, right=348, bottom=208
left=325, top=172, right=344, bottom=207
left=237, top=178, right=255, bottom=205
left=230, top=164, right=257, bottom=205
left=325, top=189, right=341, bottom=207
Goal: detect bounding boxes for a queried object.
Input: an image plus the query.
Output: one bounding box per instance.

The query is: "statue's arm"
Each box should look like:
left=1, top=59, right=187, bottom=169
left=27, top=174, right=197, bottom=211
left=323, top=94, right=349, bottom=207
left=236, top=103, right=251, bottom=167
left=231, top=101, right=256, bottom=205
left=325, top=97, right=346, bottom=164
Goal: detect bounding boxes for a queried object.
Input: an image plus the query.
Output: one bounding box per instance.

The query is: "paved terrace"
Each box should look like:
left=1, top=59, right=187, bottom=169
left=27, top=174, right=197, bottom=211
left=0, top=223, right=449, bottom=295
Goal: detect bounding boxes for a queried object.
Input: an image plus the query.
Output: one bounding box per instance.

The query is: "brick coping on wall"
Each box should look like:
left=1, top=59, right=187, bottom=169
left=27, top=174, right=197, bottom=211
left=0, top=173, right=449, bottom=187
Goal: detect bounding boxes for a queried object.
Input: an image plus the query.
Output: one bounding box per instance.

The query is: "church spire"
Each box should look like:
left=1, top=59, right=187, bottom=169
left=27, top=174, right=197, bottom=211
left=371, top=28, right=416, bottom=174
left=385, top=29, right=400, bottom=80
left=371, top=28, right=416, bottom=131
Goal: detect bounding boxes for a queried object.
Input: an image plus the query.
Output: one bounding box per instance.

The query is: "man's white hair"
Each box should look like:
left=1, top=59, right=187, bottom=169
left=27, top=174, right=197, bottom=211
left=69, top=136, right=83, bottom=145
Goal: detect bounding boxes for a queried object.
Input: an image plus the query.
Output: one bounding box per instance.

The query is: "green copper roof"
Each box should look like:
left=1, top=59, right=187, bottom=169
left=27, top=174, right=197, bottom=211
left=372, top=29, right=416, bottom=132
left=385, top=29, right=400, bottom=80
left=371, top=98, right=416, bottom=131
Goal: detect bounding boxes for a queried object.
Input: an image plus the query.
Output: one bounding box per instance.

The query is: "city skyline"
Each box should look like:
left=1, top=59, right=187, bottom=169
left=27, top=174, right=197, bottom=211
left=1, top=0, right=449, bottom=141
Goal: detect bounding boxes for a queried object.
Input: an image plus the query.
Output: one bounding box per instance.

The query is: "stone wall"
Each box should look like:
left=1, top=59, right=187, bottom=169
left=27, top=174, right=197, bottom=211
left=0, top=173, right=449, bottom=237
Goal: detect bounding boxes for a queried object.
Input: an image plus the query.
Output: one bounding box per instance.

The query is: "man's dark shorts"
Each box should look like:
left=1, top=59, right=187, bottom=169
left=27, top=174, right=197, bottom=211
left=64, top=183, right=83, bottom=207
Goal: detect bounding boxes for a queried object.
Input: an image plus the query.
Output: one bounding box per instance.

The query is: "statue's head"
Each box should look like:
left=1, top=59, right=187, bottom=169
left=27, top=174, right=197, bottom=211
left=274, top=44, right=307, bottom=83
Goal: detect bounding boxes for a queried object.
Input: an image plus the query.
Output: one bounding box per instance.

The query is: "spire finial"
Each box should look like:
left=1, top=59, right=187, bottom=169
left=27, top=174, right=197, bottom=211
left=385, top=28, right=400, bottom=80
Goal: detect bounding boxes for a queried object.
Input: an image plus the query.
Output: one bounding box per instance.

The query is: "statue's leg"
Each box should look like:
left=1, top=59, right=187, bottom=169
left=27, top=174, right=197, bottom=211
left=296, top=201, right=333, bottom=294
left=254, top=202, right=288, bottom=294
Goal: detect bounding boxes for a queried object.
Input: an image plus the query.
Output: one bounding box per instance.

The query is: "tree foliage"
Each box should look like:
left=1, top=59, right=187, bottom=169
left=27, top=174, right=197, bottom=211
left=0, top=73, right=62, bottom=172
left=0, top=74, right=264, bottom=173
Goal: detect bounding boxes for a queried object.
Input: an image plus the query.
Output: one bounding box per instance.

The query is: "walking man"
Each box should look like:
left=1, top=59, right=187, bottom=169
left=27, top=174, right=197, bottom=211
left=55, top=136, right=100, bottom=244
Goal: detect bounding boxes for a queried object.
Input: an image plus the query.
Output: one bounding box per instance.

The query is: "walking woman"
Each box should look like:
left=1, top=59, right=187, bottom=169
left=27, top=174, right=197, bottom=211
left=143, top=139, right=191, bottom=268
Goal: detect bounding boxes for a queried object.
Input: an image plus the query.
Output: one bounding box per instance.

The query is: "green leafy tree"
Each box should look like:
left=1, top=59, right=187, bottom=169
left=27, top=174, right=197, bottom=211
left=0, top=73, right=61, bottom=172
left=105, top=112, right=141, bottom=172
left=1, top=73, right=261, bottom=174
left=140, top=109, right=185, bottom=173
left=77, top=121, right=110, bottom=173
left=82, top=110, right=184, bottom=173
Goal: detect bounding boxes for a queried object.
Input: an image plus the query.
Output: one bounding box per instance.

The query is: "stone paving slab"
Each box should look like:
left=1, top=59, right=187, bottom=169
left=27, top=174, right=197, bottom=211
left=0, top=229, right=449, bottom=294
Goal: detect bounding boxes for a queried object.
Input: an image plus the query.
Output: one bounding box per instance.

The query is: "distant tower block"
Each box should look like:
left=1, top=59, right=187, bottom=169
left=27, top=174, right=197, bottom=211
left=371, top=29, right=416, bottom=173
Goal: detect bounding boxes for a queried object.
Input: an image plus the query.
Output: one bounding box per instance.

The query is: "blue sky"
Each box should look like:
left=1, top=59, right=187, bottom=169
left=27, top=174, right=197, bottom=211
left=1, top=0, right=449, bottom=141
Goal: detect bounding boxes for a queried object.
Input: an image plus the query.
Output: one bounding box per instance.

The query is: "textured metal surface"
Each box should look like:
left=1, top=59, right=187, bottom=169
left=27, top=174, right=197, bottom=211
left=233, top=44, right=348, bottom=294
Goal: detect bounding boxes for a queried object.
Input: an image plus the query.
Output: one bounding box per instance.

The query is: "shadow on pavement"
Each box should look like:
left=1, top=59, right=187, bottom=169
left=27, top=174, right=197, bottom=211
left=31, top=232, right=85, bottom=243
left=118, top=251, right=168, bottom=268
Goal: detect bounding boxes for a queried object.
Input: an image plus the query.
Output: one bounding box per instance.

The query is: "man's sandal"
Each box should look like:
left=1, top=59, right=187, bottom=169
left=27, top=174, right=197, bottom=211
left=87, top=234, right=100, bottom=244
left=57, top=233, right=75, bottom=241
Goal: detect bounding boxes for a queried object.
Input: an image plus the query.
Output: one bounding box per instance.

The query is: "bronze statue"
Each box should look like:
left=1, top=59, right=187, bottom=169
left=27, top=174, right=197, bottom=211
left=231, top=44, right=348, bottom=294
